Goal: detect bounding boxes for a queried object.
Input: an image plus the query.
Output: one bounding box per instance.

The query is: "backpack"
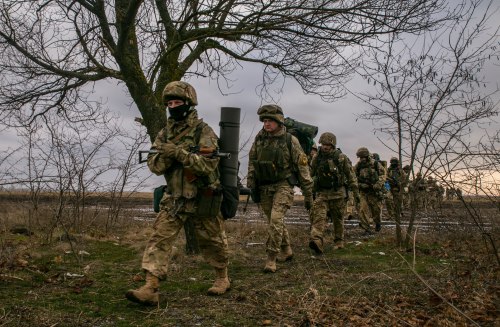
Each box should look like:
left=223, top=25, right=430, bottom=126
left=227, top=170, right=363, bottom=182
left=284, top=117, right=318, bottom=155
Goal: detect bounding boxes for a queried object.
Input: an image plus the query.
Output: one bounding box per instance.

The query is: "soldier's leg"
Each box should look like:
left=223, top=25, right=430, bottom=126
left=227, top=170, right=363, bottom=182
left=386, top=192, right=395, bottom=220
left=331, top=198, right=346, bottom=249
left=371, top=194, right=383, bottom=232
left=127, top=207, right=184, bottom=305
left=309, top=194, right=328, bottom=254
left=140, top=209, right=184, bottom=279
left=358, top=193, right=374, bottom=233
left=194, top=213, right=230, bottom=295
left=260, top=186, right=294, bottom=272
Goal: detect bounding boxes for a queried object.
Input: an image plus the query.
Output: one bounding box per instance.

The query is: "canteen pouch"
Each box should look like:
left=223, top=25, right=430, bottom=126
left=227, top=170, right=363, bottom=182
left=195, top=187, right=223, bottom=217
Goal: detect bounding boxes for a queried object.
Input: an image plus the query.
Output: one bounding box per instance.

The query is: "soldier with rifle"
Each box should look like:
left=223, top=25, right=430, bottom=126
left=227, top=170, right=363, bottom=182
left=126, top=81, right=230, bottom=306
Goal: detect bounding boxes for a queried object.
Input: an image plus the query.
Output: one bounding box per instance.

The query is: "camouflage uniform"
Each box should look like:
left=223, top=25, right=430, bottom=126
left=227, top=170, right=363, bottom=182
left=309, top=132, right=358, bottom=253
left=385, top=157, right=406, bottom=222
left=354, top=147, right=386, bottom=234
left=426, top=176, right=440, bottom=209
left=410, top=173, right=426, bottom=209
left=247, top=105, right=313, bottom=272
left=126, top=81, right=229, bottom=305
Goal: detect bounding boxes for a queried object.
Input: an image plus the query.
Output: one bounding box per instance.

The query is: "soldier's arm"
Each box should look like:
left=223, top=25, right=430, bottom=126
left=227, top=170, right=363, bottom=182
left=176, top=124, right=220, bottom=176
left=147, top=128, right=174, bottom=176
left=290, top=136, right=313, bottom=197
left=246, top=140, right=257, bottom=189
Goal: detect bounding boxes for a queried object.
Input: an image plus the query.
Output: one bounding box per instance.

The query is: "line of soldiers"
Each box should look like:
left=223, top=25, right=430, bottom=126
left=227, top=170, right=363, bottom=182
left=126, top=81, right=448, bottom=306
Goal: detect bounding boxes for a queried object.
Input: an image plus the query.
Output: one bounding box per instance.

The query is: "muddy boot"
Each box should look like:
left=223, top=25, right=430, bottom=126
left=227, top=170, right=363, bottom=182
left=280, top=245, right=294, bottom=262
left=207, top=267, right=230, bottom=296
left=263, top=253, right=277, bottom=273
left=125, top=272, right=160, bottom=306
left=308, top=240, right=323, bottom=255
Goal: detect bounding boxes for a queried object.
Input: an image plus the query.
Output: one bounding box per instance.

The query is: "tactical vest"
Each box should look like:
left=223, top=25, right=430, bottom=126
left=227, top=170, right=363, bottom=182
left=164, top=121, right=219, bottom=189
left=314, top=149, right=344, bottom=191
left=356, top=160, right=380, bottom=186
left=252, top=133, right=292, bottom=185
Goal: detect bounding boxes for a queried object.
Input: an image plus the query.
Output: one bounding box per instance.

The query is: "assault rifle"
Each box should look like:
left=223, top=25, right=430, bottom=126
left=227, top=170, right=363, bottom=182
left=139, top=146, right=231, bottom=163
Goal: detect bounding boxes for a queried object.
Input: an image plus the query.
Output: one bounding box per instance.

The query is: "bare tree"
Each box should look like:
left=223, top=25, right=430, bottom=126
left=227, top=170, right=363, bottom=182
left=0, top=0, right=450, bottom=139
left=354, top=0, right=500, bottom=248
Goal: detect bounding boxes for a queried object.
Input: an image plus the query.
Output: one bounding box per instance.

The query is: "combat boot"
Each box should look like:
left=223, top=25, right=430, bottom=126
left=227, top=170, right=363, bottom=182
left=280, top=245, right=294, bottom=261
left=207, top=267, right=230, bottom=295
left=309, top=240, right=323, bottom=255
left=263, top=253, right=277, bottom=273
left=125, top=272, right=160, bottom=306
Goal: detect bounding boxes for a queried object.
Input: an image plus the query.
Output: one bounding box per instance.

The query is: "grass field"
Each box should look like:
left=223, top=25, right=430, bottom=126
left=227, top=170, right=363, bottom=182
left=0, top=193, right=498, bottom=326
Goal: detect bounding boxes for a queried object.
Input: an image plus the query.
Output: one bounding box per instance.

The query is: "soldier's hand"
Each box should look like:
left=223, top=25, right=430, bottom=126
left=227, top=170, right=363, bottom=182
left=156, top=142, right=177, bottom=158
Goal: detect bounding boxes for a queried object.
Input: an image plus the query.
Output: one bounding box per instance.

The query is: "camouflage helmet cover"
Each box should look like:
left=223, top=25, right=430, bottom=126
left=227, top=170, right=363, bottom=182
left=319, top=132, right=337, bottom=146
left=372, top=153, right=380, bottom=161
left=258, top=104, right=285, bottom=124
left=403, top=165, right=411, bottom=171
left=356, top=147, right=370, bottom=158
left=162, top=81, right=198, bottom=106
left=390, top=156, right=399, bottom=163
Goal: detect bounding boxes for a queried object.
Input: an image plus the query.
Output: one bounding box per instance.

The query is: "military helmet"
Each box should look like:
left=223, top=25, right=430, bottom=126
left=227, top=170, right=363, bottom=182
left=390, top=157, right=399, bottom=164
left=356, top=147, right=370, bottom=158
left=372, top=153, right=380, bottom=161
left=162, top=81, right=198, bottom=106
left=319, top=132, right=336, bottom=147
left=403, top=165, right=411, bottom=171
left=258, top=104, right=285, bottom=124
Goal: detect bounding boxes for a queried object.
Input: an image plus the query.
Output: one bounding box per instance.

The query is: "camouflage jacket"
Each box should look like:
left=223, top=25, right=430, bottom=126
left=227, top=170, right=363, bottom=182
left=147, top=110, right=220, bottom=200
left=247, top=127, right=313, bottom=198
left=386, top=166, right=407, bottom=192
left=354, top=157, right=386, bottom=193
left=311, top=148, right=358, bottom=199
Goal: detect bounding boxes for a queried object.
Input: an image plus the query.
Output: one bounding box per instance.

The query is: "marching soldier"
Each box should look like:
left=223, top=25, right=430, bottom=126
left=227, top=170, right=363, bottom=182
left=247, top=105, right=313, bottom=273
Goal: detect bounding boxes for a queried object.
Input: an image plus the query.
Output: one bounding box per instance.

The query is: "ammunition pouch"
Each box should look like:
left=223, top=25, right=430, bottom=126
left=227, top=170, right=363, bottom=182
left=153, top=185, right=167, bottom=213
left=195, top=187, right=223, bottom=217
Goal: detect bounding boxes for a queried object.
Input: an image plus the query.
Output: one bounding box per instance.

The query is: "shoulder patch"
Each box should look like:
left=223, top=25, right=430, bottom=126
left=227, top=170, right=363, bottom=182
left=298, top=153, right=309, bottom=166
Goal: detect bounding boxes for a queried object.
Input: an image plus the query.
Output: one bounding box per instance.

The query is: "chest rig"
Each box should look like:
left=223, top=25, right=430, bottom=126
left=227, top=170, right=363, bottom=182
left=315, top=149, right=343, bottom=191
left=252, top=133, right=292, bottom=185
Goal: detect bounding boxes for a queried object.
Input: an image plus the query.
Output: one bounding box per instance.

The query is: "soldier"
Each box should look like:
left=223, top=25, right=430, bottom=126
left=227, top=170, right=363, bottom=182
left=385, top=157, right=406, bottom=222
left=354, top=147, right=386, bottom=234
left=247, top=104, right=313, bottom=273
left=126, top=81, right=230, bottom=306
left=309, top=132, right=359, bottom=253
left=426, top=176, right=440, bottom=209
left=402, top=165, right=412, bottom=209
left=410, top=172, right=426, bottom=209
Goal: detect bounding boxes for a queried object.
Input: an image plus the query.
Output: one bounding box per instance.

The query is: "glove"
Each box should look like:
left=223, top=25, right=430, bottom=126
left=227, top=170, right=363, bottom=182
left=156, top=142, right=177, bottom=158
left=304, top=195, right=313, bottom=211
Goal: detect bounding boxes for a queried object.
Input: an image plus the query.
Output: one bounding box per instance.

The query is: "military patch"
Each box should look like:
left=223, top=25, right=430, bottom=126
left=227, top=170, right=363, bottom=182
left=298, top=154, right=308, bottom=166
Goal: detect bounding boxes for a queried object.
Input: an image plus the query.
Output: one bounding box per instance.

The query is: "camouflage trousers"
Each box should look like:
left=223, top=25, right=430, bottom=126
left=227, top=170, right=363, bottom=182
left=259, top=182, right=294, bottom=255
left=310, top=194, right=346, bottom=247
left=385, top=190, right=403, bottom=220
left=358, top=192, right=383, bottom=232
left=141, top=198, right=229, bottom=279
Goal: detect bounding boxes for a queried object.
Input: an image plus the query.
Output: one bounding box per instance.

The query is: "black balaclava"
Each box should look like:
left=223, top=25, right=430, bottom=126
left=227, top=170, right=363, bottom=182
left=165, top=96, right=192, bottom=121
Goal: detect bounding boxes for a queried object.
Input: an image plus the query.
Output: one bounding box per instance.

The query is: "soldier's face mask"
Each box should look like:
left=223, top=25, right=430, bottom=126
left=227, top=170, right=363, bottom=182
left=167, top=102, right=191, bottom=121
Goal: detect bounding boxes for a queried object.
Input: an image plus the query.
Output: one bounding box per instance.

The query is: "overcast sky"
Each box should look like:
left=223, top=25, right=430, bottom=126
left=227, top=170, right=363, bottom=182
left=1, top=0, right=499, bottom=191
